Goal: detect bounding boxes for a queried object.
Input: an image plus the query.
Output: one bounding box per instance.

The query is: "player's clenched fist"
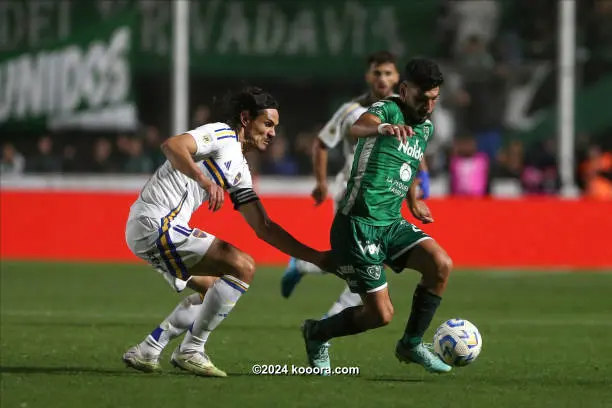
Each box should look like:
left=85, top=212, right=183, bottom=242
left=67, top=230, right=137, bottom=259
left=377, top=123, right=414, bottom=143
left=311, top=182, right=329, bottom=206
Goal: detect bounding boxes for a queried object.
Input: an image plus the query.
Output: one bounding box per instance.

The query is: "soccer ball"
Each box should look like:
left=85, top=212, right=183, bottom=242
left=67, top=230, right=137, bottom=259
left=433, top=318, right=482, bottom=367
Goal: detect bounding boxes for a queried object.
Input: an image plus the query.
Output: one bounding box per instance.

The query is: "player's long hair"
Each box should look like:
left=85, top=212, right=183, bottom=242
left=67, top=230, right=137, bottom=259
left=210, top=86, right=279, bottom=131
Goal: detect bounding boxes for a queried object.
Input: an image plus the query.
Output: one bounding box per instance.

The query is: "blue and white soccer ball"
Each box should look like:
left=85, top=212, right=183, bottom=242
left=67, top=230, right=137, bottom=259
left=433, top=318, right=482, bottom=367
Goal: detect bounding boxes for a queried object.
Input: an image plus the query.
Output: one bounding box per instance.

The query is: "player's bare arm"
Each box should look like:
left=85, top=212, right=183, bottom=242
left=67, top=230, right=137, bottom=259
left=311, top=138, right=329, bottom=205
left=161, top=133, right=224, bottom=211
left=239, top=199, right=326, bottom=269
left=350, top=112, right=414, bottom=142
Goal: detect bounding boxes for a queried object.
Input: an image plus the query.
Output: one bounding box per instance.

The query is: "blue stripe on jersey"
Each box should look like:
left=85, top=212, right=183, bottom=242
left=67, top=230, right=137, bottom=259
left=209, top=158, right=230, bottom=186
left=203, top=161, right=223, bottom=186
left=217, top=135, right=236, bottom=140
left=214, top=127, right=232, bottom=132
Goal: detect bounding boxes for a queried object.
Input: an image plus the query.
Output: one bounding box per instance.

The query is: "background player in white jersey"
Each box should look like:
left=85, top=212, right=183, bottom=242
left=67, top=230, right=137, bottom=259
left=280, top=52, right=431, bottom=317
left=122, top=87, right=329, bottom=377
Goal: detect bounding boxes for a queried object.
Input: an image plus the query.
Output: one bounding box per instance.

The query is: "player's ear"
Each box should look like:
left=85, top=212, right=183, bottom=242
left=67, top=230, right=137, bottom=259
left=240, top=110, right=251, bottom=127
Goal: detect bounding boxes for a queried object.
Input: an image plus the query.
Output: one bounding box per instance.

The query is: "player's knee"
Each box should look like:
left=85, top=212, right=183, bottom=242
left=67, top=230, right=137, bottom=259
left=233, top=253, right=256, bottom=283
left=434, top=252, right=453, bottom=284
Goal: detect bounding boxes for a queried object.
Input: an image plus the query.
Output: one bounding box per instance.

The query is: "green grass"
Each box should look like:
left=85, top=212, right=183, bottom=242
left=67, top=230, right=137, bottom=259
left=1, top=261, right=612, bottom=408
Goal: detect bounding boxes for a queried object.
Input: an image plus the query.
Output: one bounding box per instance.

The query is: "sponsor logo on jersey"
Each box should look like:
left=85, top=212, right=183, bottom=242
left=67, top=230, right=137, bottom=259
left=233, top=172, right=242, bottom=185
left=397, top=141, right=424, bottom=161
left=225, top=161, right=232, bottom=170
left=357, top=240, right=381, bottom=256
left=400, top=163, right=412, bottom=182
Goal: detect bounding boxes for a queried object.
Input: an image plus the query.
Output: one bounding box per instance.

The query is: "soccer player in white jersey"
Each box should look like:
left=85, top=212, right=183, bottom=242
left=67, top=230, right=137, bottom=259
left=122, top=87, right=330, bottom=377
left=280, top=51, right=431, bottom=316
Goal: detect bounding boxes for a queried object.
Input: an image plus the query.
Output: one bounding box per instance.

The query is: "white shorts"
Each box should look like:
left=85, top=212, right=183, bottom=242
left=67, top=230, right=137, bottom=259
left=125, top=216, right=216, bottom=292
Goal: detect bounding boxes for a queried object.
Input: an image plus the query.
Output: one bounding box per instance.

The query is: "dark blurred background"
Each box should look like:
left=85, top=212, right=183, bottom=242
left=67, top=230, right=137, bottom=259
left=1, top=0, right=611, bottom=198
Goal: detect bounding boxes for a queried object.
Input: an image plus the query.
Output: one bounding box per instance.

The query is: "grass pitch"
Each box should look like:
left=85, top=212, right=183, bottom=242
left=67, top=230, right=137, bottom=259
left=1, top=261, right=611, bottom=408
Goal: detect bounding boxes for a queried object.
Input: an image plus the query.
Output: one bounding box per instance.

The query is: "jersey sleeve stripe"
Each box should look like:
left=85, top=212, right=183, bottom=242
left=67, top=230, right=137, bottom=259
left=208, top=158, right=230, bottom=186
left=214, top=127, right=233, bottom=133
left=340, top=103, right=361, bottom=123
left=217, top=135, right=237, bottom=140
left=215, top=130, right=236, bottom=138
left=203, top=160, right=225, bottom=188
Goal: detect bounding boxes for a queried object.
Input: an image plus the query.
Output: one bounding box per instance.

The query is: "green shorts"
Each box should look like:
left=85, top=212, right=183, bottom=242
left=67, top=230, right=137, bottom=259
left=329, top=214, right=431, bottom=294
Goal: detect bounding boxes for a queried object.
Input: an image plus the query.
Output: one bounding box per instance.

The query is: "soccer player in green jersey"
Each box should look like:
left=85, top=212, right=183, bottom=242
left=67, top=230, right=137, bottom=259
left=301, top=58, right=453, bottom=374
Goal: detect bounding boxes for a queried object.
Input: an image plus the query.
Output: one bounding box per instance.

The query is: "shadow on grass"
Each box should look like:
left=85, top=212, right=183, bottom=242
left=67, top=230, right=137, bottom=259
left=0, top=365, right=259, bottom=378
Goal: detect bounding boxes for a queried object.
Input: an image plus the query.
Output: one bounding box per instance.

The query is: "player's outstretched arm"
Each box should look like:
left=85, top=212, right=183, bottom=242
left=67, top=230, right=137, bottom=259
left=161, top=134, right=224, bottom=211
left=238, top=199, right=326, bottom=269
left=350, top=112, right=413, bottom=142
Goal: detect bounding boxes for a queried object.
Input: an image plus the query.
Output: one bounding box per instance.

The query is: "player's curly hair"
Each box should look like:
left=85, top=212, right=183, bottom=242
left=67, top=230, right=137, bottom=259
left=212, top=86, right=279, bottom=129
left=403, top=58, right=444, bottom=91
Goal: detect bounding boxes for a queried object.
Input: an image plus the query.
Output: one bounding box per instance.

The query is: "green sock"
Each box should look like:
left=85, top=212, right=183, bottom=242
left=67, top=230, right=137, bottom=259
left=309, top=306, right=365, bottom=342
left=401, top=284, right=442, bottom=347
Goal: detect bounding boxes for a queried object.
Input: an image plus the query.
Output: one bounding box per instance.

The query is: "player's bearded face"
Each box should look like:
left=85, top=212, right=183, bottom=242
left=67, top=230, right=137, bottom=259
left=366, top=62, right=399, bottom=99
left=400, top=82, right=440, bottom=122
left=243, top=109, right=279, bottom=152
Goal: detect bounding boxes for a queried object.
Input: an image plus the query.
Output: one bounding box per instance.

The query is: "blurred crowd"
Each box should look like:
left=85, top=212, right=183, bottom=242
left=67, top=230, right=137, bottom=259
left=1, top=0, right=611, bottom=199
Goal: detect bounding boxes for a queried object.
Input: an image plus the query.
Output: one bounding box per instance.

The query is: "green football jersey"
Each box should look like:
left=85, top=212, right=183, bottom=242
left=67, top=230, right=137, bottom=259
left=338, top=98, right=433, bottom=226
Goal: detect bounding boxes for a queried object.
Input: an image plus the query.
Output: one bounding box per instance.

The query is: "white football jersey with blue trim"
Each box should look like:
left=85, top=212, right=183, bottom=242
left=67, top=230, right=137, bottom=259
left=129, top=122, right=253, bottom=228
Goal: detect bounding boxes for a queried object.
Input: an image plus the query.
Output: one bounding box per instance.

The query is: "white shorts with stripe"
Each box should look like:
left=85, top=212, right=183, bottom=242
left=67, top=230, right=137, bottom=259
left=125, top=216, right=216, bottom=292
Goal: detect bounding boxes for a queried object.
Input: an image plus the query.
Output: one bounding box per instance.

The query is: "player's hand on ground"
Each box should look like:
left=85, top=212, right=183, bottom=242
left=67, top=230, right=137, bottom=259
left=410, top=200, right=434, bottom=224
left=201, top=179, right=224, bottom=212
left=311, top=183, right=329, bottom=206
left=379, top=124, right=414, bottom=143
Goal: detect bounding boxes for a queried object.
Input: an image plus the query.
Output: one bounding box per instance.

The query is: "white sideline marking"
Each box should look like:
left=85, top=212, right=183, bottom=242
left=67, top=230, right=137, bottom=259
left=1, top=310, right=611, bottom=326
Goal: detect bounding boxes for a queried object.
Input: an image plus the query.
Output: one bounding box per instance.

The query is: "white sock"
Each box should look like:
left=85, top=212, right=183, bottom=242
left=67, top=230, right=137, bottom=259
left=296, top=259, right=324, bottom=274
left=141, top=292, right=204, bottom=355
left=180, top=275, right=248, bottom=353
left=324, top=285, right=362, bottom=318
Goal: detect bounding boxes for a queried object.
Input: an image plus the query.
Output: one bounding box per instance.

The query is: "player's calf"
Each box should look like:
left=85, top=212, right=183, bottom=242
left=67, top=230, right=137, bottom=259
left=179, top=240, right=253, bottom=357
left=399, top=240, right=452, bottom=349
left=305, top=287, right=392, bottom=343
